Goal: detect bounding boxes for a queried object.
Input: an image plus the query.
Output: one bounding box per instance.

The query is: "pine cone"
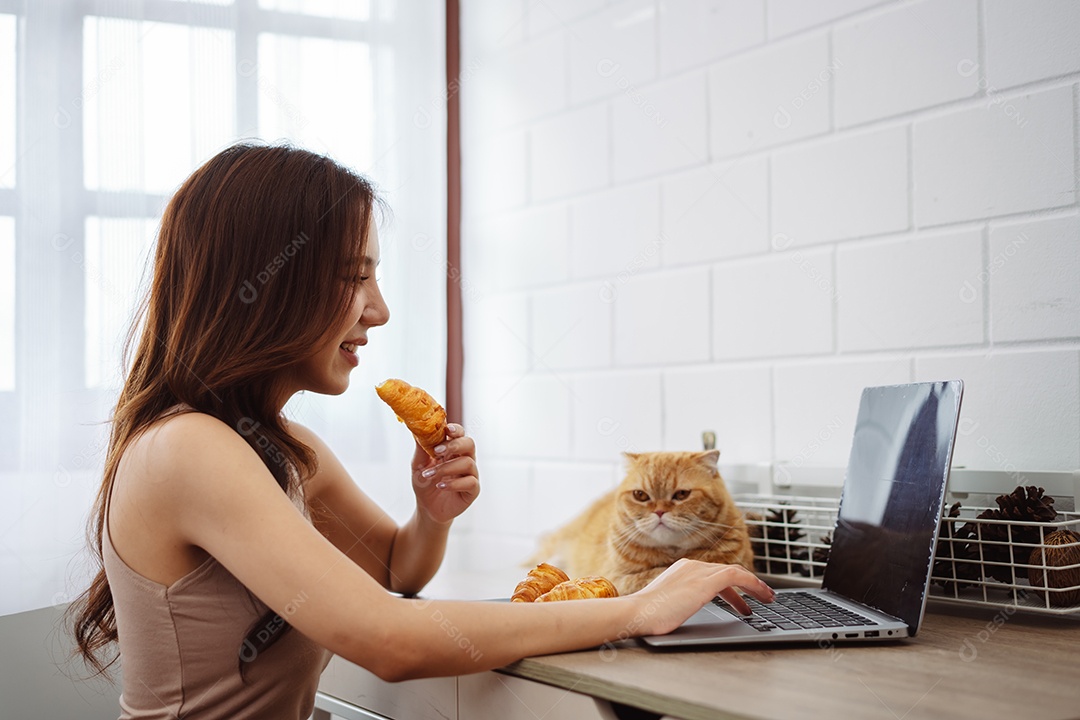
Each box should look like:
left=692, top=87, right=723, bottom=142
left=958, top=487, right=1057, bottom=584
left=750, top=507, right=807, bottom=575
left=932, top=502, right=982, bottom=592
left=797, top=533, right=831, bottom=578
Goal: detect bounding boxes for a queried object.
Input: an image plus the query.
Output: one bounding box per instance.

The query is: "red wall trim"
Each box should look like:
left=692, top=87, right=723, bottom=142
left=445, top=0, right=463, bottom=424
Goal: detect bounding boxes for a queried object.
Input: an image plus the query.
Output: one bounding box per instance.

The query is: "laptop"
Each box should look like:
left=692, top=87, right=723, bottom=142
left=641, top=380, right=964, bottom=648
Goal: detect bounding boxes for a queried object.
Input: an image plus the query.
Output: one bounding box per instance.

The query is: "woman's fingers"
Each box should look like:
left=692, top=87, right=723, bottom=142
left=433, top=430, right=475, bottom=461
left=716, top=587, right=753, bottom=616
left=418, top=455, right=479, bottom=484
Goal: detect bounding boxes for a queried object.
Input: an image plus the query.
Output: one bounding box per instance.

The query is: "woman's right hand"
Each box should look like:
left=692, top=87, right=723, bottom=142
left=629, top=559, right=776, bottom=637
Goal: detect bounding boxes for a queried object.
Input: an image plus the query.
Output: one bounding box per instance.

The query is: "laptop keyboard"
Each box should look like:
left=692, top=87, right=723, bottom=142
left=714, top=591, right=879, bottom=632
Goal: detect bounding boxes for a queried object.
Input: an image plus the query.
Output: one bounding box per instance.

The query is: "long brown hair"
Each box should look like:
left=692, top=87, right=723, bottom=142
left=67, top=142, right=380, bottom=676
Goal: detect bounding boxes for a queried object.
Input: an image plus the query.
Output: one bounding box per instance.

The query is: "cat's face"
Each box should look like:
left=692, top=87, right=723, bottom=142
left=614, top=450, right=733, bottom=549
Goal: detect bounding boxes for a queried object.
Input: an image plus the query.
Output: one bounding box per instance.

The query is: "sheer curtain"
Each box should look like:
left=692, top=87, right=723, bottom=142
left=0, top=0, right=447, bottom=616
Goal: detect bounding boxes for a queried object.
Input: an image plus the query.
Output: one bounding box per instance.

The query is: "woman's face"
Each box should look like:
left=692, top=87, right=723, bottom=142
left=294, top=223, right=390, bottom=396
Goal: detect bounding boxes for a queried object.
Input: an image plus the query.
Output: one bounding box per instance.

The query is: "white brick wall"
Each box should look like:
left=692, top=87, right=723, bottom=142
left=459, top=0, right=1080, bottom=568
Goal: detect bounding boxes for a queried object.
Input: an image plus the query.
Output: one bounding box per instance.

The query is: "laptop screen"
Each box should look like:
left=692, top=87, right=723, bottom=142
left=822, top=380, right=963, bottom=634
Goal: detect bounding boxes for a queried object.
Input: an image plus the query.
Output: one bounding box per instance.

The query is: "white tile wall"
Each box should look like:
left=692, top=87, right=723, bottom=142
left=612, top=70, right=709, bottom=181
left=466, top=292, right=530, bottom=375
left=658, top=0, right=765, bottom=75
left=613, top=266, right=711, bottom=366
left=465, top=129, right=527, bottom=215
left=774, top=358, right=912, bottom=468
left=913, top=85, right=1075, bottom=227
left=712, top=249, right=835, bottom=359
left=915, top=350, right=1080, bottom=471
left=772, top=125, right=909, bottom=245
left=988, top=214, right=1080, bottom=343
left=833, top=0, right=979, bottom=127
left=467, top=461, right=532, bottom=538
left=460, top=0, right=1080, bottom=568
left=527, top=0, right=605, bottom=38
left=485, top=374, right=572, bottom=459
left=531, top=462, right=619, bottom=536
left=471, top=203, right=569, bottom=292
left=984, top=0, right=1080, bottom=89
left=568, top=0, right=657, bottom=106
left=571, top=371, right=663, bottom=460
left=837, top=229, right=985, bottom=351
left=660, top=156, right=769, bottom=265
left=531, top=281, right=612, bottom=370
left=570, top=181, right=661, bottom=279
left=708, top=32, right=832, bottom=157
left=531, top=104, right=609, bottom=202
left=766, top=0, right=886, bottom=39
left=472, top=30, right=566, bottom=132
left=663, top=364, right=773, bottom=461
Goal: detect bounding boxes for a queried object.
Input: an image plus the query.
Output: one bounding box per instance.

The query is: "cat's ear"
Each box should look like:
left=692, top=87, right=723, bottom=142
left=696, top=449, right=721, bottom=470
left=622, top=452, right=641, bottom=464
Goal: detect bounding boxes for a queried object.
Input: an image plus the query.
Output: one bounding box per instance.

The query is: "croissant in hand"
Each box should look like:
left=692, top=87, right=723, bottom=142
left=511, top=563, right=570, bottom=603
left=536, top=576, right=619, bottom=602
left=375, top=379, right=448, bottom=458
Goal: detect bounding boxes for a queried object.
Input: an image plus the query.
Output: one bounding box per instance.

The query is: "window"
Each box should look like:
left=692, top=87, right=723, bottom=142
left=257, top=34, right=373, bottom=171
left=0, top=14, right=14, bottom=189
left=258, top=0, right=371, bottom=21
left=0, top=218, right=13, bottom=391
left=83, top=18, right=236, bottom=194
left=2, top=0, right=447, bottom=616
left=83, top=217, right=157, bottom=389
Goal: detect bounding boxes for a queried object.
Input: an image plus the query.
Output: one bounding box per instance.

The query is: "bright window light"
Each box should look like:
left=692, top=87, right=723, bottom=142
left=259, top=0, right=370, bottom=21
left=84, top=217, right=158, bottom=389
left=0, top=217, right=13, bottom=390
left=0, top=15, right=15, bottom=189
left=257, top=34, right=374, bottom=173
left=83, top=17, right=235, bottom=194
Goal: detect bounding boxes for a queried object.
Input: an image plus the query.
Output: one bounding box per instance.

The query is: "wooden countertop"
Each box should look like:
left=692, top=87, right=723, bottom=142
left=501, top=603, right=1080, bottom=720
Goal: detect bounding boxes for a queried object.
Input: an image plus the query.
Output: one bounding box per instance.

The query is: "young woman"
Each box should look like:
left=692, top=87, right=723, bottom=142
left=69, top=143, right=775, bottom=719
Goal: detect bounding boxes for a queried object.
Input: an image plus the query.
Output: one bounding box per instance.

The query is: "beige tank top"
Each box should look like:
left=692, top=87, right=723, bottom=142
left=103, top=498, right=332, bottom=719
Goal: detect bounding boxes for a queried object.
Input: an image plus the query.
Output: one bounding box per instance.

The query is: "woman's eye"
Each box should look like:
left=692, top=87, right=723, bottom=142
left=632, top=490, right=649, bottom=502
left=672, top=490, right=690, bottom=501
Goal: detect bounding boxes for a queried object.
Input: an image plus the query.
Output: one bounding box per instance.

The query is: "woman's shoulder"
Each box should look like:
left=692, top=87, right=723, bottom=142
left=131, top=407, right=240, bottom=461
left=119, top=407, right=266, bottom=503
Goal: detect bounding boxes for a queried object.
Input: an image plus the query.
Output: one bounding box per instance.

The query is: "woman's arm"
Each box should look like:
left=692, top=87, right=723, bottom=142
left=293, top=421, right=478, bottom=594
left=154, top=413, right=772, bottom=682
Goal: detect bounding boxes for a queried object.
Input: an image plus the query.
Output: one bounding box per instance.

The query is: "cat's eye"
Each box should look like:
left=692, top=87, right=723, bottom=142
left=672, top=490, right=691, bottom=501
left=632, top=490, right=649, bottom=502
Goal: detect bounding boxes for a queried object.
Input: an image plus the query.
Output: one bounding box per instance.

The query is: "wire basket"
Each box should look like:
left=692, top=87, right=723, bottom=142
left=735, top=494, right=1080, bottom=616
left=932, top=505, right=1080, bottom=615
left=736, top=494, right=837, bottom=582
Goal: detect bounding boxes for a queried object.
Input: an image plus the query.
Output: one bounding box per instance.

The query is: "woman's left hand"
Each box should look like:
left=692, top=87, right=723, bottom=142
left=410, top=423, right=480, bottom=525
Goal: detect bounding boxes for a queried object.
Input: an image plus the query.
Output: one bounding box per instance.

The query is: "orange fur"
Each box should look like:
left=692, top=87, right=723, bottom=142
left=533, top=450, right=753, bottom=594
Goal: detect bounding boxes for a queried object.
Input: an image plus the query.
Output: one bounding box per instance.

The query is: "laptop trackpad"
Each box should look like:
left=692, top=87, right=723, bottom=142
left=677, top=602, right=759, bottom=636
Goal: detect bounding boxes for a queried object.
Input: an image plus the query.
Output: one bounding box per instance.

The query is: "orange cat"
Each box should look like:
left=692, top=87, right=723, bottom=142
left=533, top=450, right=754, bottom=594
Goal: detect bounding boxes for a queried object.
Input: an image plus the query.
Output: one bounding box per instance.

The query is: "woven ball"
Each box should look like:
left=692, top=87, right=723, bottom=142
left=1027, top=529, right=1080, bottom=607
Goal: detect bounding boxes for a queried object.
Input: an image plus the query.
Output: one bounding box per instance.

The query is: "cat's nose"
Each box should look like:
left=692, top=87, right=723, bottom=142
left=655, top=511, right=666, bottom=519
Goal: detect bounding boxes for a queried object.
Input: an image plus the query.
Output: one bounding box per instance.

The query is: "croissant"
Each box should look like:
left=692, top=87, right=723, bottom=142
left=536, top=576, right=619, bottom=602
left=375, top=379, right=448, bottom=457
left=511, top=563, right=570, bottom=603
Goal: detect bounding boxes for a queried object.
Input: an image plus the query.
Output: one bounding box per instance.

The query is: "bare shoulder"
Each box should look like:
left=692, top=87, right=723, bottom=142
left=120, top=410, right=252, bottom=496
left=111, top=410, right=260, bottom=584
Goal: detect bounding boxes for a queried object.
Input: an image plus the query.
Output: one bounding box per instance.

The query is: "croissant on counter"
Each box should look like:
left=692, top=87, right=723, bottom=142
left=511, top=563, right=570, bottom=603
left=536, top=576, right=619, bottom=602
left=375, top=379, right=448, bottom=457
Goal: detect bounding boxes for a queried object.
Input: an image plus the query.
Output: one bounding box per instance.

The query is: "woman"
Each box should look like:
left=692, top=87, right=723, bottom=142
left=69, top=143, right=774, bottom=719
